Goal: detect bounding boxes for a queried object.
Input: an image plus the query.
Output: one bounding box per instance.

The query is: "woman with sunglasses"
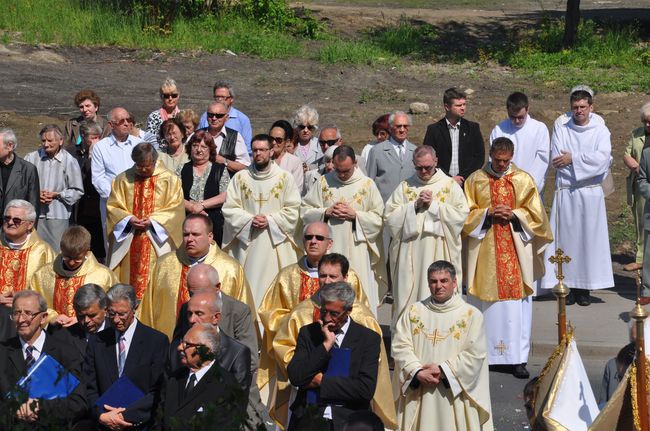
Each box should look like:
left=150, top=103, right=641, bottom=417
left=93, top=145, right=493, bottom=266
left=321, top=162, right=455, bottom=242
left=145, top=78, right=181, bottom=147
left=291, top=104, right=322, bottom=169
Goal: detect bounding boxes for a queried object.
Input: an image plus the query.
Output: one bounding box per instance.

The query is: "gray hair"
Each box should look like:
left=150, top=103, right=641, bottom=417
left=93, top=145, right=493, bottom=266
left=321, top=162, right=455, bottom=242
left=73, top=283, right=108, bottom=312
left=13, top=290, right=48, bottom=313
left=320, top=282, right=355, bottom=310
left=38, top=124, right=64, bottom=140
left=388, top=110, right=413, bottom=127
left=323, top=145, right=337, bottom=162
left=213, top=80, right=235, bottom=99
left=107, top=107, right=128, bottom=122
left=641, top=102, right=650, bottom=122
left=80, top=121, right=103, bottom=137
left=413, top=145, right=436, bottom=160
left=302, top=221, right=333, bottom=239
left=427, top=260, right=457, bottom=280
left=131, top=142, right=158, bottom=163
left=160, top=77, right=178, bottom=94
left=107, top=284, right=137, bottom=310
left=0, top=128, right=18, bottom=149
left=319, top=125, right=341, bottom=139
left=4, top=199, right=36, bottom=222
left=207, top=101, right=229, bottom=113
left=195, top=323, right=221, bottom=354
left=292, top=105, right=319, bottom=129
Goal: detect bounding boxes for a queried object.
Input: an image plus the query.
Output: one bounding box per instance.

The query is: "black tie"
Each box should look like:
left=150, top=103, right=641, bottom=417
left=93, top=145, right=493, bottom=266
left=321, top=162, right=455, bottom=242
left=25, top=346, right=35, bottom=371
left=184, top=373, right=197, bottom=399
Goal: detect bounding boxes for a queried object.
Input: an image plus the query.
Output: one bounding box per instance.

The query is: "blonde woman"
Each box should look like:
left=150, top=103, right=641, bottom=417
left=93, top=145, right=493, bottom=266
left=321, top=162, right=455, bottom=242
left=145, top=77, right=181, bottom=146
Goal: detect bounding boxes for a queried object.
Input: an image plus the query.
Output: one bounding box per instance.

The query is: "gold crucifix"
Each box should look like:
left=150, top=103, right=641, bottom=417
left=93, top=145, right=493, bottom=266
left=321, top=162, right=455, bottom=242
left=494, top=340, right=508, bottom=355
left=253, top=192, right=269, bottom=214
left=549, top=248, right=571, bottom=282
left=425, top=328, right=447, bottom=346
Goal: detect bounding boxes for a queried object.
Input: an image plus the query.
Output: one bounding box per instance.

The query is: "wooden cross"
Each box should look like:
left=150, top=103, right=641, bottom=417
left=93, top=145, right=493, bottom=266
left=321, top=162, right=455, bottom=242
left=494, top=340, right=508, bottom=356
left=548, top=248, right=571, bottom=281
left=253, top=192, right=269, bottom=214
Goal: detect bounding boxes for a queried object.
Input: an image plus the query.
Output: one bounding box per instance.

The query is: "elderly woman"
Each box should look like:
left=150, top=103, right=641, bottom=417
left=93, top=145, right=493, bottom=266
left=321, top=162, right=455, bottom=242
left=146, top=78, right=181, bottom=146
left=157, top=118, right=189, bottom=173
left=63, top=89, right=110, bottom=152
left=361, top=114, right=390, bottom=167
left=179, top=130, right=228, bottom=246
left=624, top=102, right=650, bottom=271
left=177, top=109, right=200, bottom=137
left=291, top=104, right=321, bottom=168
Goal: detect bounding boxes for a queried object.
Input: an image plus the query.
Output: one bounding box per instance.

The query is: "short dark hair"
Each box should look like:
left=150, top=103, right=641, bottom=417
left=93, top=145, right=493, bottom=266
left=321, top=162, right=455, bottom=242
left=184, top=213, right=214, bottom=233
left=343, top=410, right=385, bottom=431
left=318, top=253, right=350, bottom=277
left=427, top=260, right=457, bottom=280
left=506, top=92, right=529, bottom=112
left=333, top=145, right=356, bottom=163
left=570, top=90, right=593, bottom=105
left=60, top=225, right=91, bottom=256
left=131, top=142, right=158, bottom=163
left=159, top=117, right=187, bottom=144
left=270, top=120, right=294, bottom=141
left=251, top=134, right=273, bottom=150
left=616, top=342, right=635, bottom=369
left=443, top=87, right=467, bottom=106
left=74, top=89, right=101, bottom=109
left=73, top=284, right=108, bottom=312
left=490, top=137, right=515, bottom=155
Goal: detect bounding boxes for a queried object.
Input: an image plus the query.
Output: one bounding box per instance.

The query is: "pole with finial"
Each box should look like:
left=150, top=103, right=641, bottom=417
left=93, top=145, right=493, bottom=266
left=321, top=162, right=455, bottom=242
left=549, top=248, right=571, bottom=344
left=631, top=269, right=649, bottom=431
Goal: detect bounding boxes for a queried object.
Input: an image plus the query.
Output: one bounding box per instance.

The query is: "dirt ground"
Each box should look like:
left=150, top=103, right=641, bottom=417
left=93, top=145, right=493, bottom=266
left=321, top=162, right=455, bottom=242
left=0, top=2, right=648, bottom=266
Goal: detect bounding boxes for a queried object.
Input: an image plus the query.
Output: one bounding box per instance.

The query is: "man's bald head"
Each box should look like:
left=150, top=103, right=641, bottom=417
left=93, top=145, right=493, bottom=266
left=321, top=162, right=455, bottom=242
left=187, top=264, right=220, bottom=296
left=187, top=290, right=222, bottom=327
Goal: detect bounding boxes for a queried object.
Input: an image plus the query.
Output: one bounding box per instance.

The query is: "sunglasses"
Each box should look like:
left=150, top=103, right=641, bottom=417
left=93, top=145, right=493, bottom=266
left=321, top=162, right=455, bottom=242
left=113, top=118, right=131, bottom=126
left=304, top=234, right=329, bottom=241
left=298, top=124, right=315, bottom=131
left=318, top=139, right=338, bottom=147
left=3, top=216, right=29, bottom=226
left=207, top=112, right=227, bottom=119
left=271, top=136, right=285, bottom=144
left=162, top=93, right=179, bottom=99
left=415, top=165, right=435, bottom=172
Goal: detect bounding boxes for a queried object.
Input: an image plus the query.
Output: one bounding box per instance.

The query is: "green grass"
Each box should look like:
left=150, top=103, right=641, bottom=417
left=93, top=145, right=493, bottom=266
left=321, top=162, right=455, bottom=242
left=316, top=40, right=397, bottom=65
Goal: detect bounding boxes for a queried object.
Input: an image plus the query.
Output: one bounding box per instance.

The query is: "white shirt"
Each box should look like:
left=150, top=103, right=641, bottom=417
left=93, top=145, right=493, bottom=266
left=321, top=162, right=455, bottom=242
left=187, top=360, right=216, bottom=387
left=211, top=128, right=251, bottom=166
left=446, top=118, right=461, bottom=177
left=115, top=318, right=139, bottom=369
left=20, top=330, right=46, bottom=362
left=323, top=316, right=351, bottom=420
left=91, top=134, right=144, bottom=199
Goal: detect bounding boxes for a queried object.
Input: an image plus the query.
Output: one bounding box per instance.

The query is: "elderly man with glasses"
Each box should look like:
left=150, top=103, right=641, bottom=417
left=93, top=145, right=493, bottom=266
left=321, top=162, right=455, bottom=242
left=201, top=101, right=250, bottom=175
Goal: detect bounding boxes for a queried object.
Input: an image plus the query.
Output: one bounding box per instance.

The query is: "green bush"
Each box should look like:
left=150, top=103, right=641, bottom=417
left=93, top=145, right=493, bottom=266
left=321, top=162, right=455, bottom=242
left=369, top=18, right=437, bottom=60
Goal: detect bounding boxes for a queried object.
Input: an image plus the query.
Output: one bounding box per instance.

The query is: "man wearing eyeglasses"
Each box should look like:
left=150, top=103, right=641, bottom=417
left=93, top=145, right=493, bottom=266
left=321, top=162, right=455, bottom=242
left=85, top=283, right=169, bottom=430
left=0, top=290, right=87, bottom=426
left=201, top=101, right=251, bottom=175
left=197, top=80, right=253, bottom=154
left=366, top=110, right=417, bottom=202
left=384, top=145, right=469, bottom=329
left=422, top=87, right=485, bottom=187
left=269, top=256, right=396, bottom=430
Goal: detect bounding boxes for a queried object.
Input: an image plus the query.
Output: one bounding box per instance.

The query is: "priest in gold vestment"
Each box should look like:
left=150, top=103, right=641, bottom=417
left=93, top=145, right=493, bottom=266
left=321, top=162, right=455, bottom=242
left=301, top=145, right=387, bottom=315
left=106, top=143, right=184, bottom=300
left=138, top=214, right=257, bottom=340
left=223, top=135, right=301, bottom=308
left=392, top=260, right=493, bottom=431
left=463, top=138, right=552, bottom=378
left=0, top=200, right=55, bottom=307
left=30, top=226, right=116, bottom=325
left=384, top=146, right=469, bottom=328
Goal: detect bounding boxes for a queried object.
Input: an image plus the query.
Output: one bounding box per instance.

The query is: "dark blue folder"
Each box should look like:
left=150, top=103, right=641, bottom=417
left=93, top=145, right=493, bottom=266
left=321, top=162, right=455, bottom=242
left=307, top=347, right=351, bottom=405
left=16, top=354, right=79, bottom=400
left=95, top=375, right=145, bottom=412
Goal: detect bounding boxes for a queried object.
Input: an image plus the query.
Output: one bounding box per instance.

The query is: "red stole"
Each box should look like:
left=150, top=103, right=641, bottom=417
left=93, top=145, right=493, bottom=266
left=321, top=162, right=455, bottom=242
left=129, top=175, right=157, bottom=299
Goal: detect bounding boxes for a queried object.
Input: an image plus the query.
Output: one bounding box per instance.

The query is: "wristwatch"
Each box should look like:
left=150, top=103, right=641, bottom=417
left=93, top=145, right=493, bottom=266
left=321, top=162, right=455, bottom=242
left=224, top=159, right=229, bottom=167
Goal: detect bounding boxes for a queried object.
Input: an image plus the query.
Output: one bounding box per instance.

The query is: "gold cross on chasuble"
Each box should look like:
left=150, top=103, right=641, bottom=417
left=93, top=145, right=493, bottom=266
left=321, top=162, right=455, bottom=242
left=254, top=192, right=269, bottom=213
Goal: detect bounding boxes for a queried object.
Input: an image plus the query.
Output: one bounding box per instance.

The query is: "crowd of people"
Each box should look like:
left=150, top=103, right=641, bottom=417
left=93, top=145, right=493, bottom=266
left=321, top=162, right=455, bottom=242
left=0, top=77, right=647, bottom=431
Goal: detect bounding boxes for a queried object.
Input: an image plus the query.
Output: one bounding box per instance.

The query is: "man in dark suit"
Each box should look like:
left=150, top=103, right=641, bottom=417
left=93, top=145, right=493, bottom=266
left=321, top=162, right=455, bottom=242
left=0, top=290, right=87, bottom=426
left=287, top=282, right=380, bottom=431
left=422, top=87, right=485, bottom=187
left=84, top=283, right=169, bottom=430
left=0, top=128, right=40, bottom=215
left=161, top=323, right=246, bottom=430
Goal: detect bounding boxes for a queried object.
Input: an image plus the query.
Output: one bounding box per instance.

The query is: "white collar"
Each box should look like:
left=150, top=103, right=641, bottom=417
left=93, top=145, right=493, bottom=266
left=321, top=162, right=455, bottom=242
left=190, top=359, right=216, bottom=383
left=20, top=329, right=46, bottom=354
left=115, top=318, right=138, bottom=341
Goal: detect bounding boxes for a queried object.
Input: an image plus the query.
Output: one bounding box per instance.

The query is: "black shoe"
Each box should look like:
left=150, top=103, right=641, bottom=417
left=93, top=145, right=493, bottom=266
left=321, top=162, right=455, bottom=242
left=513, top=364, right=530, bottom=379
left=577, top=291, right=591, bottom=306
left=565, top=291, right=575, bottom=306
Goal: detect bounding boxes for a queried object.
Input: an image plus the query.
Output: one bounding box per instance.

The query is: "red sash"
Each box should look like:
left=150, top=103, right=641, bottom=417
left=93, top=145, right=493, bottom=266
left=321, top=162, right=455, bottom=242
left=0, top=248, right=30, bottom=294
left=129, top=175, right=157, bottom=299
left=53, top=275, right=87, bottom=317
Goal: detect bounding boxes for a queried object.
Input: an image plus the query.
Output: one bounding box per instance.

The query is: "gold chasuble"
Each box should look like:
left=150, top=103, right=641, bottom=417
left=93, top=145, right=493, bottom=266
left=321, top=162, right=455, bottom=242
left=257, top=259, right=369, bottom=393
left=222, top=162, right=301, bottom=308
left=270, top=295, right=397, bottom=430
left=138, top=243, right=257, bottom=340
left=301, top=168, right=387, bottom=314
left=0, top=232, right=55, bottom=295
left=463, top=164, right=552, bottom=301
left=106, top=161, right=184, bottom=300
left=30, top=253, right=116, bottom=320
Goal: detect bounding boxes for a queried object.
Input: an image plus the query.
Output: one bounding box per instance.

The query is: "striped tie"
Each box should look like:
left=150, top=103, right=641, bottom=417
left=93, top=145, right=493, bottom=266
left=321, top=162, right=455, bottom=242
left=118, top=335, right=126, bottom=376
left=25, top=345, right=35, bottom=371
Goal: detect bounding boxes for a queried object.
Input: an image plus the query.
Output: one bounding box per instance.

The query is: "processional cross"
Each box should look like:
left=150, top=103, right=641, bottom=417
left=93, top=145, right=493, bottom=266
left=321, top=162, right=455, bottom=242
left=549, top=248, right=571, bottom=343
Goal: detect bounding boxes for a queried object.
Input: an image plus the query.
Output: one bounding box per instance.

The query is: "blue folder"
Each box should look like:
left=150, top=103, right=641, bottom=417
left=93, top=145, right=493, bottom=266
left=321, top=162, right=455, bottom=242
left=307, top=347, right=351, bottom=405
left=16, top=354, right=79, bottom=400
left=95, top=375, right=145, bottom=412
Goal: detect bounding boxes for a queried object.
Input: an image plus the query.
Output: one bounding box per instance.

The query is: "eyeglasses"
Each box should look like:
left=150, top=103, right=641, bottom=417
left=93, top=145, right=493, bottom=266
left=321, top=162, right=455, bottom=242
left=3, top=216, right=29, bottom=226
left=414, top=165, right=435, bottom=172
left=112, top=118, right=131, bottom=126
left=297, top=124, right=315, bottom=131
left=213, top=95, right=232, bottom=101
left=107, top=309, right=132, bottom=319
left=181, top=340, right=204, bottom=349
left=318, top=139, right=338, bottom=147
left=10, top=310, right=44, bottom=321
left=252, top=148, right=271, bottom=153
left=271, top=137, right=285, bottom=144
left=162, top=93, right=179, bottom=99
left=320, top=307, right=346, bottom=318
left=394, top=124, right=409, bottom=129
left=304, top=234, right=329, bottom=242
left=207, top=112, right=227, bottom=119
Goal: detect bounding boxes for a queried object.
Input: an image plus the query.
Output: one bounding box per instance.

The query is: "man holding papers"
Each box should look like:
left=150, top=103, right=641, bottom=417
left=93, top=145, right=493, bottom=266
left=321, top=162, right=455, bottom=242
left=84, top=283, right=169, bottom=429
left=0, top=290, right=86, bottom=426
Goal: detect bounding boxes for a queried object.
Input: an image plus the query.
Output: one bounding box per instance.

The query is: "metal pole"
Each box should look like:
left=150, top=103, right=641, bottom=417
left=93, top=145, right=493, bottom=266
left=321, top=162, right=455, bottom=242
left=550, top=249, right=571, bottom=344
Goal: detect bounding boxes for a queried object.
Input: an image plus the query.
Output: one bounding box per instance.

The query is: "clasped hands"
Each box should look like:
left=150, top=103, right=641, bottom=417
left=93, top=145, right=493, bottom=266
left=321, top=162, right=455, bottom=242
left=99, top=404, right=133, bottom=430
left=128, top=217, right=151, bottom=231
left=39, top=190, right=59, bottom=205
left=489, top=204, right=513, bottom=225
left=325, top=202, right=356, bottom=221
left=415, top=190, right=433, bottom=210
left=252, top=215, right=269, bottom=229
left=416, top=363, right=442, bottom=387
